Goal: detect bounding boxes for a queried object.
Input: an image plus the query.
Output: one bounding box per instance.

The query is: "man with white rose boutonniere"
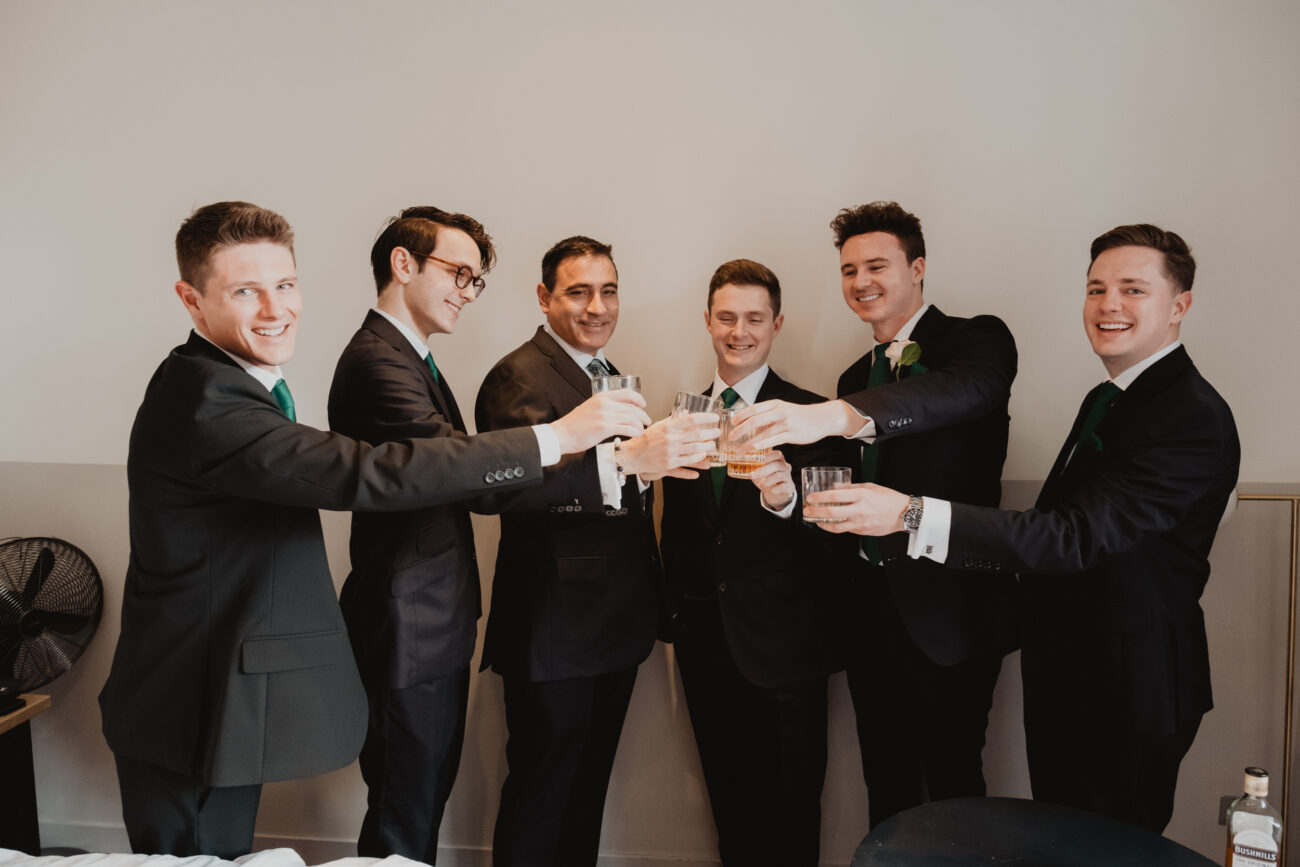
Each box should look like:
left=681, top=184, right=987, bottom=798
left=801, top=225, right=1239, bottom=834
left=733, top=201, right=1018, bottom=830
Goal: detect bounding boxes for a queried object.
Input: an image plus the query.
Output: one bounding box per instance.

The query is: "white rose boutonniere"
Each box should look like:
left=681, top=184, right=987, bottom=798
left=885, top=339, right=922, bottom=380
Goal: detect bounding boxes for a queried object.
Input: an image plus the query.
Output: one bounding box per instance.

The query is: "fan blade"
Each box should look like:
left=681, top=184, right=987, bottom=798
left=0, top=585, right=24, bottom=622
left=37, top=611, right=91, bottom=635
left=21, top=547, right=55, bottom=607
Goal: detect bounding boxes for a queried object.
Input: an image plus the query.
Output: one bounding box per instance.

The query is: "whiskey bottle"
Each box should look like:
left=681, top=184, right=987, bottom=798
left=1226, top=767, right=1282, bottom=866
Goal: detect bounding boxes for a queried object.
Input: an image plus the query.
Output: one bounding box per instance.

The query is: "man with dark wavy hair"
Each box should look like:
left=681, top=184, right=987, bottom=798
left=804, top=224, right=1239, bottom=833
left=737, top=201, right=1018, bottom=829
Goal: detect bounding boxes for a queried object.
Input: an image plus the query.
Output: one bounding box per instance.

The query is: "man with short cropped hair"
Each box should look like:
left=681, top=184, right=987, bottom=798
left=659, top=258, right=855, bottom=867
left=805, top=224, right=1239, bottom=832
left=476, top=236, right=716, bottom=867
left=99, top=202, right=650, bottom=858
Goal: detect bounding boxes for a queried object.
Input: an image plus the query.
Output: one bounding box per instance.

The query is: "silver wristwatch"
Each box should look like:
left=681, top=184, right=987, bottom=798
left=901, top=495, right=924, bottom=533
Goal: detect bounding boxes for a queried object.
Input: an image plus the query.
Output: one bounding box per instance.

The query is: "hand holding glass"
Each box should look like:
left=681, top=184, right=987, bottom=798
left=721, top=410, right=772, bottom=478
left=801, top=466, right=852, bottom=523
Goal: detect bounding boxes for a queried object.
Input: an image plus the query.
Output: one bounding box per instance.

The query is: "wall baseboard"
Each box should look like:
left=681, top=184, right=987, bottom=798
left=38, top=824, right=725, bottom=867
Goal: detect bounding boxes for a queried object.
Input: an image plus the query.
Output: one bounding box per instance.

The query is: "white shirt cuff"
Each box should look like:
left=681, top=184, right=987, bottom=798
left=907, top=496, right=950, bottom=563
left=595, top=442, right=622, bottom=508
left=532, top=425, right=560, bottom=467
left=846, top=405, right=877, bottom=441
left=762, top=489, right=797, bottom=519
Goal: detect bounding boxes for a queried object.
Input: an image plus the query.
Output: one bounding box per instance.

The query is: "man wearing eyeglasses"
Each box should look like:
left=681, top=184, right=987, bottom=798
left=328, top=210, right=684, bottom=863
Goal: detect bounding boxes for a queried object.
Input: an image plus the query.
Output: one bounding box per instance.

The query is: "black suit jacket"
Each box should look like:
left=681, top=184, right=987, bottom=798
left=474, top=327, right=662, bottom=682
left=328, top=312, right=603, bottom=690
left=659, top=370, right=856, bottom=688
left=839, top=305, right=1019, bottom=666
left=100, top=332, right=546, bottom=786
left=948, top=346, right=1239, bottom=734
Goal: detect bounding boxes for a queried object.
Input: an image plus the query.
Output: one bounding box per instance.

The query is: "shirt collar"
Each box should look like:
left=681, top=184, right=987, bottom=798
left=713, top=364, right=770, bottom=409
left=194, top=329, right=282, bottom=392
left=372, top=307, right=431, bottom=360
left=871, top=302, right=930, bottom=350
left=544, top=322, right=610, bottom=375
left=1110, top=340, right=1182, bottom=391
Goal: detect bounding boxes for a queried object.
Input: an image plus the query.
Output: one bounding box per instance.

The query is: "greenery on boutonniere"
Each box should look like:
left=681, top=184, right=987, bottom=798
left=885, top=339, right=924, bottom=380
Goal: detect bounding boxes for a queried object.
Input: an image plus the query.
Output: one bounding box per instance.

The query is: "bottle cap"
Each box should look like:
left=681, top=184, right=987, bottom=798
left=1244, top=766, right=1269, bottom=797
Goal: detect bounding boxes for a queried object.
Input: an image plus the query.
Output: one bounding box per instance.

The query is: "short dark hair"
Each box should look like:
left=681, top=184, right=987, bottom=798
left=540, top=236, right=615, bottom=292
left=1089, top=224, right=1196, bottom=294
left=707, top=259, right=782, bottom=317
left=371, top=205, right=496, bottom=295
left=175, top=201, right=294, bottom=291
left=829, top=201, right=926, bottom=262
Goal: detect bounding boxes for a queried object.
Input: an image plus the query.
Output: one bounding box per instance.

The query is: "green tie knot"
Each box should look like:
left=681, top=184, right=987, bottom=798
left=719, top=387, right=740, bottom=409
left=586, top=358, right=611, bottom=378
left=271, top=379, right=296, bottom=422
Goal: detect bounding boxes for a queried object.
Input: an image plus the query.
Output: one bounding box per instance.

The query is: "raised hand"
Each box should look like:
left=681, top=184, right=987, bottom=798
left=731, top=399, right=862, bottom=451
left=619, top=412, right=720, bottom=480
left=746, top=450, right=796, bottom=510
left=551, top=389, right=652, bottom=454
left=802, top=483, right=909, bottom=535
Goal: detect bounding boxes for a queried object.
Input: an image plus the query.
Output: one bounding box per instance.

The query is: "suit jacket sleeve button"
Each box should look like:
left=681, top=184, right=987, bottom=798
left=494, top=470, right=505, bottom=481
left=484, top=473, right=494, bottom=483
left=515, top=465, right=525, bottom=475
left=717, top=582, right=727, bottom=592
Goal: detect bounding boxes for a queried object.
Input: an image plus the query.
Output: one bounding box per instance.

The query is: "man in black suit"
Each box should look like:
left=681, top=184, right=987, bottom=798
left=475, top=236, right=716, bottom=867
left=659, top=259, right=855, bottom=867
left=99, top=202, right=650, bottom=858
left=736, top=202, right=1018, bottom=828
left=805, top=224, right=1239, bottom=833
left=328, top=209, right=700, bottom=862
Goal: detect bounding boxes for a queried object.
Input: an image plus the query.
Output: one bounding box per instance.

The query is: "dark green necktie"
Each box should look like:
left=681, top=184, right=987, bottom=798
left=712, top=387, right=741, bottom=506
left=586, top=358, right=611, bottom=378
left=1066, top=381, right=1121, bottom=468
left=859, top=344, right=891, bottom=563
left=424, top=351, right=440, bottom=383
left=271, top=378, right=296, bottom=422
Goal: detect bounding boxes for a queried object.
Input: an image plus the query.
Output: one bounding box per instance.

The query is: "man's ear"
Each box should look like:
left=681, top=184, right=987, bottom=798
left=911, top=256, right=926, bottom=287
left=703, top=308, right=712, bottom=330
left=391, top=247, right=415, bottom=286
left=537, top=282, right=551, bottom=312
left=1170, top=289, right=1192, bottom=326
left=175, top=280, right=202, bottom=318
left=772, top=312, right=785, bottom=335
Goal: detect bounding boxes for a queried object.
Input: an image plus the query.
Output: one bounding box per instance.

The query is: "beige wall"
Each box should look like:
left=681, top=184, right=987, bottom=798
left=2, top=0, right=1298, bottom=864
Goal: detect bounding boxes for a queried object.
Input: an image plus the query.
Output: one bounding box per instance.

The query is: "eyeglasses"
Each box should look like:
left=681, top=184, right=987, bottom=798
left=410, top=251, right=487, bottom=297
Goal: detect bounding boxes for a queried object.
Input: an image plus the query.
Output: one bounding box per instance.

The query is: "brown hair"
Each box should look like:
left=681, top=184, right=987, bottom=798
left=175, top=201, right=294, bottom=291
left=371, top=205, right=496, bottom=294
left=1089, top=224, right=1195, bottom=294
left=540, top=236, right=615, bottom=291
left=829, top=201, right=926, bottom=263
left=707, top=259, right=782, bottom=316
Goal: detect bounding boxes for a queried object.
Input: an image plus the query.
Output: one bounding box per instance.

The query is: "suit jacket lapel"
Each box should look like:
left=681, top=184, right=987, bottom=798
left=363, top=310, right=464, bottom=432
left=531, top=326, right=595, bottom=402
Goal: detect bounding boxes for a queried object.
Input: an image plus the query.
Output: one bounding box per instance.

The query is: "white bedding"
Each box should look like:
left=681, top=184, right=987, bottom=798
left=0, top=850, right=426, bottom=867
